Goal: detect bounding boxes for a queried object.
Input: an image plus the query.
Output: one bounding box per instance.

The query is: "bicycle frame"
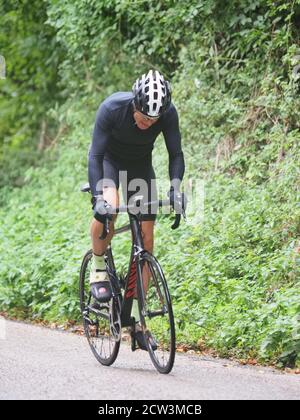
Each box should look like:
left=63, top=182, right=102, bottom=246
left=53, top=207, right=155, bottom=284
left=80, top=181, right=183, bottom=329
left=105, top=212, right=145, bottom=329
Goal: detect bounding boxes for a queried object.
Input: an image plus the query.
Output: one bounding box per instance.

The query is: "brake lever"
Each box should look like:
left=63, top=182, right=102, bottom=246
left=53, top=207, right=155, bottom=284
left=171, top=205, right=187, bottom=229
left=99, top=217, right=110, bottom=240
left=171, top=213, right=181, bottom=230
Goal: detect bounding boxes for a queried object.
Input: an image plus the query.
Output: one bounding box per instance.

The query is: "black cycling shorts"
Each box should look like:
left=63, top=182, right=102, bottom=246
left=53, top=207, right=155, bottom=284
left=99, top=153, right=158, bottom=222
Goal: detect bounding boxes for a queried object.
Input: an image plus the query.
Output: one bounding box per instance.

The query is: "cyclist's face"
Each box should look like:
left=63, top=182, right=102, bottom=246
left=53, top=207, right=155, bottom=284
left=133, top=110, right=159, bottom=130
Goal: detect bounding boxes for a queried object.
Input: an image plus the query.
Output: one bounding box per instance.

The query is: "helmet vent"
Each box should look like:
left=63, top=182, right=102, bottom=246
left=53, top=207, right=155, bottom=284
left=132, top=69, right=171, bottom=117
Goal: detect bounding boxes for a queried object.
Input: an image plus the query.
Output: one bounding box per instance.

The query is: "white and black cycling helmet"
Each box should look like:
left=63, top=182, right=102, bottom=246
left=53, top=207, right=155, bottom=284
left=132, top=69, right=171, bottom=118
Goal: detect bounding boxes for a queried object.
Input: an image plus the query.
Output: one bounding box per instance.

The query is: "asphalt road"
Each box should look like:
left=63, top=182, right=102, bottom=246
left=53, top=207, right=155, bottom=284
left=0, top=318, right=299, bottom=400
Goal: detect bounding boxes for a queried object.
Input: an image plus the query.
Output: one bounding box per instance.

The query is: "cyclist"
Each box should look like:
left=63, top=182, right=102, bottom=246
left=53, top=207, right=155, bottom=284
left=88, top=69, right=185, bottom=349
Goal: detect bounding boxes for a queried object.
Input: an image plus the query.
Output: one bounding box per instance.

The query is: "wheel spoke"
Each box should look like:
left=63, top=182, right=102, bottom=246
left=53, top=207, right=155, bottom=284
left=79, top=250, right=121, bottom=366
left=138, top=253, right=175, bottom=374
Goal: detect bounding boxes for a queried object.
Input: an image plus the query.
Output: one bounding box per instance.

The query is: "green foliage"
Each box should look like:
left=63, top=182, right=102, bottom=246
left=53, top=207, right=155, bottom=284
left=0, top=0, right=64, bottom=188
left=1, top=0, right=300, bottom=368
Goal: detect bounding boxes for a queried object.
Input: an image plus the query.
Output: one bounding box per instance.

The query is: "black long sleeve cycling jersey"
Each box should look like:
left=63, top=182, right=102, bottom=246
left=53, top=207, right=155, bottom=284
left=88, top=92, right=185, bottom=196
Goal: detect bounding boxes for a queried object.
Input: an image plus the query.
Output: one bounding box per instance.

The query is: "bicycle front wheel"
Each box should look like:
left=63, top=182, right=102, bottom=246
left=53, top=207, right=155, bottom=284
left=79, top=250, right=121, bottom=366
left=137, top=252, right=176, bottom=374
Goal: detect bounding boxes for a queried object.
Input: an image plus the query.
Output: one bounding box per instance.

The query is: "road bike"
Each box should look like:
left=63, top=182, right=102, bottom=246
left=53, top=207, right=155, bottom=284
left=79, top=183, right=184, bottom=374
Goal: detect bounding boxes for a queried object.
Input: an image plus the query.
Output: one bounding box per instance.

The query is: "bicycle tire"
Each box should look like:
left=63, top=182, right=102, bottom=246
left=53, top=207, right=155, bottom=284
left=79, top=249, right=121, bottom=366
left=136, top=251, right=176, bottom=374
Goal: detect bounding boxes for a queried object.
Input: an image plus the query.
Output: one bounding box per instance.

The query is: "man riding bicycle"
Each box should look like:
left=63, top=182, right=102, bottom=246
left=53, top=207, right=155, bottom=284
left=88, top=69, right=185, bottom=349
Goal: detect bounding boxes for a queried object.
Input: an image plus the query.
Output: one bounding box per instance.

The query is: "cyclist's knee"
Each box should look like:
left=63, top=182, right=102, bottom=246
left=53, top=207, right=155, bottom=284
left=90, top=217, right=116, bottom=238
left=103, top=186, right=119, bottom=209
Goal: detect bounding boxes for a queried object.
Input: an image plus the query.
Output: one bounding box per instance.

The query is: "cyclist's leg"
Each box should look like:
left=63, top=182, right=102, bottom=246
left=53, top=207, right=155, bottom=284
left=124, top=162, right=157, bottom=296
left=130, top=171, right=157, bottom=350
left=121, top=161, right=158, bottom=349
left=139, top=220, right=155, bottom=296
left=140, top=166, right=157, bottom=298
left=141, top=220, right=154, bottom=253
left=89, top=158, right=120, bottom=302
left=125, top=159, right=157, bottom=226
left=90, top=157, right=120, bottom=255
left=90, top=187, right=119, bottom=255
left=140, top=164, right=157, bottom=273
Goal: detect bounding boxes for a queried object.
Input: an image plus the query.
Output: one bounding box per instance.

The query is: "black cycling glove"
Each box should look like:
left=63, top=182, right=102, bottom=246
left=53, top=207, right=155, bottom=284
left=91, top=195, right=113, bottom=223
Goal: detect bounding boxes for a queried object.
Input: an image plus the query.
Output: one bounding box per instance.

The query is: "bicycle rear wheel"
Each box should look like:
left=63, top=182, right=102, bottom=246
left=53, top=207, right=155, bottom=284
left=137, top=252, right=176, bottom=374
left=79, top=250, right=121, bottom=366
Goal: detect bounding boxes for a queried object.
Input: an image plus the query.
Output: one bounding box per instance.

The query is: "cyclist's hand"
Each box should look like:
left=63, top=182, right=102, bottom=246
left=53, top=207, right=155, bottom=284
left=91, top=195, right=113, bottom=220
left=167, top=188, right=187, bottom=214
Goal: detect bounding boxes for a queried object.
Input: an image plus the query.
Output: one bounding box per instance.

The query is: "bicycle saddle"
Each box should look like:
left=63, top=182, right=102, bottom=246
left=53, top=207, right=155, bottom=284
left=80, top=182, right=91, bottom=193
